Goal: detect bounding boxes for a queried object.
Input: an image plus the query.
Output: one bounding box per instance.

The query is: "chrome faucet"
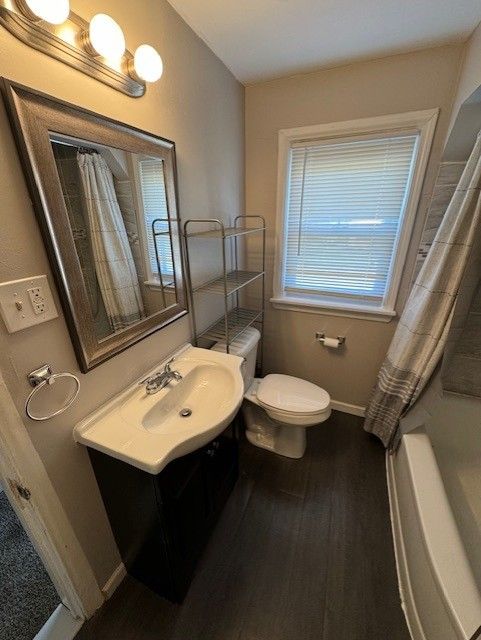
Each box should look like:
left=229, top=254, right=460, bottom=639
left=140, top=358, right=182, bottom=395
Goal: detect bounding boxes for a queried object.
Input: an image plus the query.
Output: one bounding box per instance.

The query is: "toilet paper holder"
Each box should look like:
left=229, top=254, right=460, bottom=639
left=316, top=332, right=346, bottom=347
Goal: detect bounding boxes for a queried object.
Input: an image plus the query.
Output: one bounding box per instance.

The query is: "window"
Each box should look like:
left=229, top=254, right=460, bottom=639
left=272, top=111, right=438, bottom=320
left=138, top=157, right=174, bottom=284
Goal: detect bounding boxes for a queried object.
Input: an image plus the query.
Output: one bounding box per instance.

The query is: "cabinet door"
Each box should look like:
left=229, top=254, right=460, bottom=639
left=204, top=435, right=239, bottom=519
left=155, top=450, right=209, bottom=601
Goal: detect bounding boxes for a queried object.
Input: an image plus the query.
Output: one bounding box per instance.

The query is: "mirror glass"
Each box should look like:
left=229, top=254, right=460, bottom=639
left=50, top=135, right=177, bottom=341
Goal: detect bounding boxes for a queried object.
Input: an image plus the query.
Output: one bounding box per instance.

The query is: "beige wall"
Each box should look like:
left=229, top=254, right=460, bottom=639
left=245, top=45, right=464, bottom=408
left=0, top=0, right=244, bottom=586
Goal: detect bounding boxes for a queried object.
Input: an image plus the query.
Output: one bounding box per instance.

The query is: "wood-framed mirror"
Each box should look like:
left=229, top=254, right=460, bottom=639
left=2, top=79, right=187, bottom=372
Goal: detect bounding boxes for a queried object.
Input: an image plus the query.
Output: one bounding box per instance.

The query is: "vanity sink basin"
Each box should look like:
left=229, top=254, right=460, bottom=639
left=74, top=344, right=244, bottom=474
left=138, top=364, right=236, bottom=435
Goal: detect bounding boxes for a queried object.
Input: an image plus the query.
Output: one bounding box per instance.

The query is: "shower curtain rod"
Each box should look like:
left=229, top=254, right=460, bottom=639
left=51, top=138, right=98, bottom=154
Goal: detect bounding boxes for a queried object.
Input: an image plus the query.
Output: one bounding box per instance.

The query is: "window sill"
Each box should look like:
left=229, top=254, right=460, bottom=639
left=270, top=296, right=397, bottom=323
left=144, top=279, right=175, bottom=292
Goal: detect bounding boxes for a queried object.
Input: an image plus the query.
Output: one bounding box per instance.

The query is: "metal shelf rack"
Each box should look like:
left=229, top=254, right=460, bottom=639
left=192, top=270, right=263, bottom=295
left=152, top=217, right=176, bottom=308
left=183, top=215, right=266, bottom=369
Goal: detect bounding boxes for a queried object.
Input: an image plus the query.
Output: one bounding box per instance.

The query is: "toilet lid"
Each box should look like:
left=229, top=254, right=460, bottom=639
left=256, top=374, right=330, bottom=415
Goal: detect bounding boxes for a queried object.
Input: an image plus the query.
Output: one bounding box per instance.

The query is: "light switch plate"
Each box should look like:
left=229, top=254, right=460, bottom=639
left=0, top=275, right=58, bottom=333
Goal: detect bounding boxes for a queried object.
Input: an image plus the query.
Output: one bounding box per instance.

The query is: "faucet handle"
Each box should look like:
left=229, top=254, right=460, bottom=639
left=139, top=373, right=158, bottom=386
left=164, top=357, right=175, bottom=373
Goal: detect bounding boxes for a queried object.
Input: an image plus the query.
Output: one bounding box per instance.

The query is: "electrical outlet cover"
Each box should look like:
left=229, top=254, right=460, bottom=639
left=0, top=275, right=58, bottom=333
left=27, top=286, right=46, bottom=315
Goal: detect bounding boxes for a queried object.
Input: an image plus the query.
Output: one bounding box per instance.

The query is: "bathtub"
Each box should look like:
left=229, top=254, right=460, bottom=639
left=388, top=423, right=481, bottom=640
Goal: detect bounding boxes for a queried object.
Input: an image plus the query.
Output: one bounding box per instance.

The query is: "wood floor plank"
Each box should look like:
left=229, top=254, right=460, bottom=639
left=239, top=489, right=305, bottom=639
left=258, top=421, right=339, bottom=640
left=321, top=416, right=406, bottom=640
left=169, top=470, right=275, bottom=640
left=76, top=411, right=410, bottom=640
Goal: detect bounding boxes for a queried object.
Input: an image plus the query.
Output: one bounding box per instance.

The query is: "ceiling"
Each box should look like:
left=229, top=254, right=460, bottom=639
left=167, top=0, right=481, bottom=84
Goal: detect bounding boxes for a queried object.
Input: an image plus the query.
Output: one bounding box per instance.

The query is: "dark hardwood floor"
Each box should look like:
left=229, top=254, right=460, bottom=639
left=76, top=411, right=410, bottom=640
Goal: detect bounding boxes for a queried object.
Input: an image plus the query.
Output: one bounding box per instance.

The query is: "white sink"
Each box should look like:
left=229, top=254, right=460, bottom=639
left=73, top=344, right=244, bottom=474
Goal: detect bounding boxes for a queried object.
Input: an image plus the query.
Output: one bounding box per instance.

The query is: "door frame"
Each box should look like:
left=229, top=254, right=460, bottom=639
left=0, top=369, right=103, bottom=620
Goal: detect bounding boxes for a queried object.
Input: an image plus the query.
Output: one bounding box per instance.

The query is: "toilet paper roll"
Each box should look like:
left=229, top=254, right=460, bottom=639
left=323, top=337, right=340, bottom=349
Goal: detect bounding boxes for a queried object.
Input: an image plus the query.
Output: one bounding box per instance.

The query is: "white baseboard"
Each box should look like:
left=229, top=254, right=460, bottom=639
left=101, top=563, right=127, bottom=599
left=330, top=399, right=366, bottom=417
left=34, top=604, right=82, bottom=640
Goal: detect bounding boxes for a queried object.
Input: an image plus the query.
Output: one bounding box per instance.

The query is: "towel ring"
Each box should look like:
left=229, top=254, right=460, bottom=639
left=25, top=365, right=80, bottom=422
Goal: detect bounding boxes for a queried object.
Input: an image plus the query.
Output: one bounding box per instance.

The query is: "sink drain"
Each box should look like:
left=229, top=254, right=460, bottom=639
left=179, top=408, right=192, bottom=418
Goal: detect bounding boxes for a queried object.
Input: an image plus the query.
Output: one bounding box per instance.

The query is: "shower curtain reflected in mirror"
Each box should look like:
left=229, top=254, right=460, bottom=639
left=77, top=151, right=146, bottom=334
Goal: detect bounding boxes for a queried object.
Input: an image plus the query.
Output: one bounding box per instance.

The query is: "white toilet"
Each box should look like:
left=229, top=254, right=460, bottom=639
left=212, top=327, right=331, bottom=458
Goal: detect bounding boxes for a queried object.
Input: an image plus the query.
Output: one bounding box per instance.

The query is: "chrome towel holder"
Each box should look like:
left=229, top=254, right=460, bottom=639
left=25, top=364, right=80, bottom=421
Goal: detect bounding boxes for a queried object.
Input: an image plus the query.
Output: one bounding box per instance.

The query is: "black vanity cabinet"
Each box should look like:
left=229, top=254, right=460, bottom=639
left=88, top=424, right=239, bottom=602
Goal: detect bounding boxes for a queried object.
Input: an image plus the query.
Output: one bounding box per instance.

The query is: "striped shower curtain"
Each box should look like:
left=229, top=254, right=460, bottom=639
left=78, top=151, right=145, bottom=332
left=364, top=133, right=481, bottom=449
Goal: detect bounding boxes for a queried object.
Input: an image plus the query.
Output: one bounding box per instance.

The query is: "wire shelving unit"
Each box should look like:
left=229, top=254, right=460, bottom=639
left=183, top=215, right=266, bottom=370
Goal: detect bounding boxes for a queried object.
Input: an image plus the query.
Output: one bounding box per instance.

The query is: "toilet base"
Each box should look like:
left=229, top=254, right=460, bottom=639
left=242, top=402, right=307, bottom=459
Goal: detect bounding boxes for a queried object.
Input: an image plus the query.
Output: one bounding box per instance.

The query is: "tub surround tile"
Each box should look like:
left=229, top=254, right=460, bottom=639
left=436, top=162, right=466, bottom=186
left=413, top=161, right=467, bottom=282
left=443, top=354, right=481, bottom=397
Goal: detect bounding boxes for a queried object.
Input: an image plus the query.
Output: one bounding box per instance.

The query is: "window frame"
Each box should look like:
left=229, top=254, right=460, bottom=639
left=129, top=154, right=175, bottom=291
left=271, top=109, right=439, bottom=322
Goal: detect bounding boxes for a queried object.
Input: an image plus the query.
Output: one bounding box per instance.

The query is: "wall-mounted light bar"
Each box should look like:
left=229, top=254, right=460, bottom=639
left=16, top=0, right=70, bottom=25
left=0, top=1, right=164, bottom=98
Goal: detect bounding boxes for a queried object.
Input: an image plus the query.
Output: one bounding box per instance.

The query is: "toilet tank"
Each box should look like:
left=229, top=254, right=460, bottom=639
left=210, top=327, right=261, bottom=391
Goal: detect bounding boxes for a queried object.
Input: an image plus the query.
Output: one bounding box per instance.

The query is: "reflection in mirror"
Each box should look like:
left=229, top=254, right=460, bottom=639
left=50, top=136, right=177, bottom=341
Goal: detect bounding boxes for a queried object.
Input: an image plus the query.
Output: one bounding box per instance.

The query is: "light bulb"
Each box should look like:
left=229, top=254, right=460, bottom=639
left=88, top=14, right=125, bottom=60
left=133, top=45, right=163, bottom=83
left=19, top=0, right=70, bottom=24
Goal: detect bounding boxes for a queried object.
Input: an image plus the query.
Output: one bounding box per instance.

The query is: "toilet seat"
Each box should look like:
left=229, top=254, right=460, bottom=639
left=256, top=374, right=330, bottom=415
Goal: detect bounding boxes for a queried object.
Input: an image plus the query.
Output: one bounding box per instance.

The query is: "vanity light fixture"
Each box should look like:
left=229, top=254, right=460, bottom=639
left=83, top=13, right=126, bottom=60
left=131, top=44, right=164, bottom=83
left=0, top=1, right=164, bottom=97
left=16, top=0, right=70, bottom=25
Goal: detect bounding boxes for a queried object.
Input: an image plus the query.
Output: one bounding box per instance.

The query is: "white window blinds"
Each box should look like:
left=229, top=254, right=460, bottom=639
left=284, top=134, right=419, bottom=305
left=138, top=158, right=173, bottom=278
